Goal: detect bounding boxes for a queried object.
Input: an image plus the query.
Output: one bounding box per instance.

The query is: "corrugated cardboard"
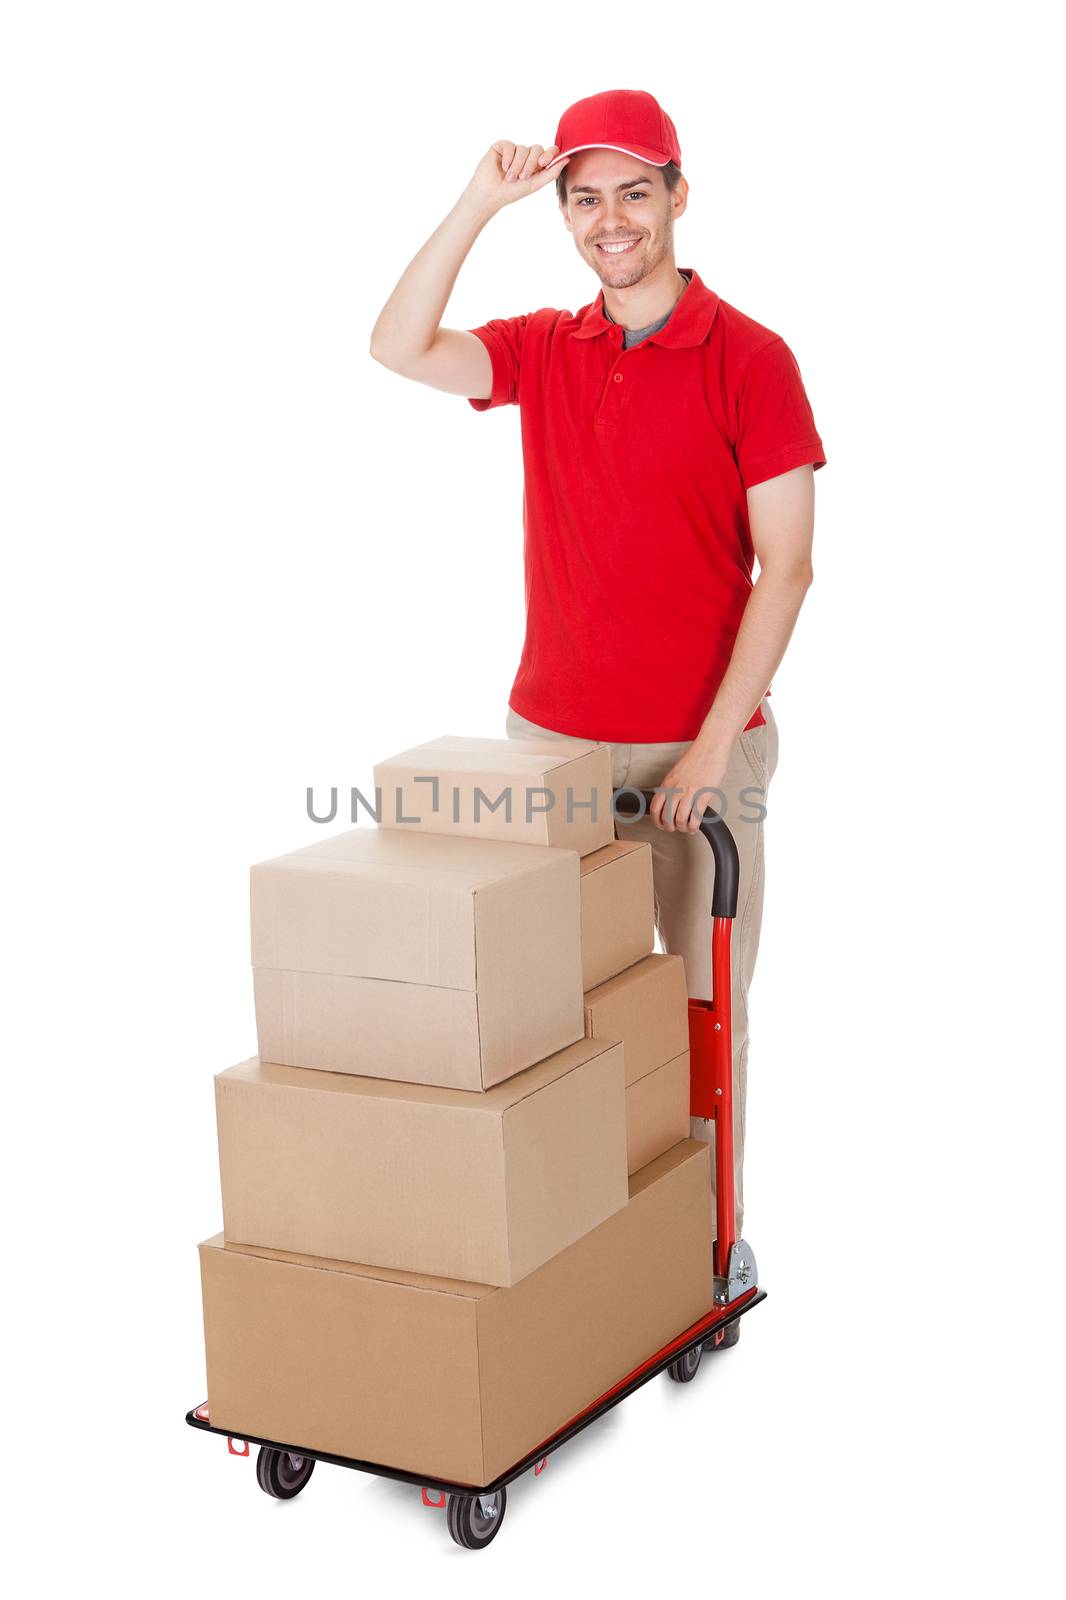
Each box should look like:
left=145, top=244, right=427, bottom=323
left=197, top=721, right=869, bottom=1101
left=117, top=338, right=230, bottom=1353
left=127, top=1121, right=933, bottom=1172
left=374, top=735, right=615, bottom=854
left=251, top=827, right=583, bottom=1089
left=584, top=952, right=689, bottom=1085
left=580, top=840, right=655, bottom=989
left=626, top=1050, right=690, bottom=1173
left=199, top=1140, right=713, bottom=1486
left=215, top=1038, right=628, bottom=1287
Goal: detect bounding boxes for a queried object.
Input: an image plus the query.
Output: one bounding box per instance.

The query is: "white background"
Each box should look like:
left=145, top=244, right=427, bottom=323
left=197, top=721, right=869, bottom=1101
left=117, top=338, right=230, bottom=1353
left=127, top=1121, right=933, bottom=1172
left=2, top=1, right=1061, bottom=1593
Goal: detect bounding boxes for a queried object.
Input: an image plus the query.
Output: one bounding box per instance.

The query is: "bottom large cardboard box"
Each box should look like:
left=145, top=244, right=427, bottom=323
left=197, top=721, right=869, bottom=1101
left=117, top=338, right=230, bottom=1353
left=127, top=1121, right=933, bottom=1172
left=199, top=1140, right=713, bottom=1486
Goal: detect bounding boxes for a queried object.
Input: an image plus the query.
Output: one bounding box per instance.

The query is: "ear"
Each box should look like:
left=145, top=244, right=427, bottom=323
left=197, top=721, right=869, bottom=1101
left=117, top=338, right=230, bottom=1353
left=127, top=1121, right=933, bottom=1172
left=671, top=175, right=689, bottom=221
left=559, top=199, right=573, bottom=234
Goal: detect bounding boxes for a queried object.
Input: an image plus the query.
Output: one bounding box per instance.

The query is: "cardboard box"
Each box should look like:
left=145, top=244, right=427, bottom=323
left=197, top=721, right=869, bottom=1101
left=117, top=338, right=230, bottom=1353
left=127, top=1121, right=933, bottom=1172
left=580, top=839, right=655, bottom=990
left=374, top=735, right=615, bottom=854
left=626, top=1050, right=690, bottom=1174
left=199, top=1140, right=713, bottom=1486
left=251, top=827, right=583, bottom=1089
left=215, top=1038, right=628, bottom=1287
left=584, top=952, right=689, bottom=1085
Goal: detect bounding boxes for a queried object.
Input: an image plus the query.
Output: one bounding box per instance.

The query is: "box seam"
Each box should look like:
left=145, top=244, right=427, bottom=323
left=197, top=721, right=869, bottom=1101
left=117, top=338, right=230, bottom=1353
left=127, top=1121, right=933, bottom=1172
left=628, top=1045, right=690, bottom=1090
left=205, top=1243, right=493, bottom=1301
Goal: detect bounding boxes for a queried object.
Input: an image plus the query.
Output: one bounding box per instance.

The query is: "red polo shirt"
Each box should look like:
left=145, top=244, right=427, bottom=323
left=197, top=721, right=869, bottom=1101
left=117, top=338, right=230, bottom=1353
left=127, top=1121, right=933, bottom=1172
left=467, top=266, right=826, bottom=742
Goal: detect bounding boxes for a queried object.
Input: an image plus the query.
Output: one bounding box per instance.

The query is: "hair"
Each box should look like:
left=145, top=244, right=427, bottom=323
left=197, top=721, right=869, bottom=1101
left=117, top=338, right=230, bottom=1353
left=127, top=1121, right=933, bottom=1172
left=556, top=159, right=683, bottom=207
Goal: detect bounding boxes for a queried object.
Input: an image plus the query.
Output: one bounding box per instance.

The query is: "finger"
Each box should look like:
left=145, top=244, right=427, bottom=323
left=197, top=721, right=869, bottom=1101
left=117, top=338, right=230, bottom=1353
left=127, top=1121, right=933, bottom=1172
left=538, top=144, right=562, bottom=166
left=505, top=144, right=530, bottom=180
left=518, top=144, right=544, bottom=179
left=493, top=140, right=516, bottom=173
left=528, top=156, right=568, bottom=192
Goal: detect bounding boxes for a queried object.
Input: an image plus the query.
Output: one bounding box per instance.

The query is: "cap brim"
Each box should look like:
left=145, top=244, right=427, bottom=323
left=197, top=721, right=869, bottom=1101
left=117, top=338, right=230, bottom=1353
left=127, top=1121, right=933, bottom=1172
left=547, top=141, right=669, bottom=168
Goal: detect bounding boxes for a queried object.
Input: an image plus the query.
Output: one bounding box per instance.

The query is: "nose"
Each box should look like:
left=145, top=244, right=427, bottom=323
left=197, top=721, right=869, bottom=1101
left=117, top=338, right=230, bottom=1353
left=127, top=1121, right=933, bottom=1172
left=601, top=196, right=630, bottom=231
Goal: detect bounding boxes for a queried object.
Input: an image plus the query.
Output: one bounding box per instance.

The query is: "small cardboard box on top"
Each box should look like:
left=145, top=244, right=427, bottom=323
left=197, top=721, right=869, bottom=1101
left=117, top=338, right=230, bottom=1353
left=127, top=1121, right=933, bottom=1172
left=251, top=827, right=584, bottom=1090
left=199, top=1141, right=714, bottom=1487
left=215, top=1036, right=628, bottom=1287
left=585, top=952, right=691, bottom=1174
left=374, top=734, right=615, bottom=854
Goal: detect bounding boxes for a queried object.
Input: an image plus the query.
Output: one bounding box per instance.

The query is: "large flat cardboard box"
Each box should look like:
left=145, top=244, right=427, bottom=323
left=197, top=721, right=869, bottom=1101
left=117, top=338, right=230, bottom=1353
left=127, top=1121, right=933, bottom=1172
left=584, top=952, right=689, bottom=1085
left=252, top=827, right=583, bottom=1089
left=374, top=735, right=615, bottom=854
left=199, top=1140, right=713, bottom=1487
left=580, top=840, right=655, bottom=990
left=626, top=1050, right=690, bottom=1173
left=216, top=1038, right=628, bottom=1287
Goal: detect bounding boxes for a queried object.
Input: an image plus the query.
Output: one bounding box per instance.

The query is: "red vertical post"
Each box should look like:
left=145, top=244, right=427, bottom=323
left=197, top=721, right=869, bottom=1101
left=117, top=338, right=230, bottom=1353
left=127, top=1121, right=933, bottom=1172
left=709, top=916, right=735, bottom=1277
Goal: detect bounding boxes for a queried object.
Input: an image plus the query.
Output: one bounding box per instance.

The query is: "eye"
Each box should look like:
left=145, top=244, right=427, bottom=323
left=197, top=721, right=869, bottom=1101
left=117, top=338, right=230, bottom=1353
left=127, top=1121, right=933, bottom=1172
left=576, top=190, right=649, bottom=207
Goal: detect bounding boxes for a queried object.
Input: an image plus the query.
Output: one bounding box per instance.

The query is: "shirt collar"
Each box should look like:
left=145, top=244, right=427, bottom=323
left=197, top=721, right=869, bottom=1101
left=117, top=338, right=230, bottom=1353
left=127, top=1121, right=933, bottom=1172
left=572, top=266, right=719, bottom=347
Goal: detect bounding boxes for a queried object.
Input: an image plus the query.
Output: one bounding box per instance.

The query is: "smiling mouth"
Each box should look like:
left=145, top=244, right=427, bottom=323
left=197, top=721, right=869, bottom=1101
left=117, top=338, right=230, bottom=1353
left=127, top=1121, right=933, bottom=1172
left=595, top=238, right=641, bottom=256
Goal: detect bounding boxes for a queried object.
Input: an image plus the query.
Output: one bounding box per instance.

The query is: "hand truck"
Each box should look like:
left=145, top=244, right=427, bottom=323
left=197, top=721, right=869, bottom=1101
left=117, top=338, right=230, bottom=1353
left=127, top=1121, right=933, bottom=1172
left=185, top=790, right=765, bottom=1549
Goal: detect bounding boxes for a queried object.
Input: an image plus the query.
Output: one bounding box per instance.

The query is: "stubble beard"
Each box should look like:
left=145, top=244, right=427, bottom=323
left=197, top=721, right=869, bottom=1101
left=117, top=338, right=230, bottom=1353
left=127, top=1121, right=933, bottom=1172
left=587, top=215, right=672, bottom=290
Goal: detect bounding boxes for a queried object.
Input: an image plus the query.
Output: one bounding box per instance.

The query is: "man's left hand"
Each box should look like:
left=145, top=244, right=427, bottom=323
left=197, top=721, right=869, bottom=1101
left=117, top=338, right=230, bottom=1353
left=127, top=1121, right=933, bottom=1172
left=648, top=744, right=729, bottom=832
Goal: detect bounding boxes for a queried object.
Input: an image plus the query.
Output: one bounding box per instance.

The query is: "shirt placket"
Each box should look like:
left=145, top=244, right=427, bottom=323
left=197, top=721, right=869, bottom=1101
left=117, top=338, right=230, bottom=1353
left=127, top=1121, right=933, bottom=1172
left=596, top=327, right=646, bottom=426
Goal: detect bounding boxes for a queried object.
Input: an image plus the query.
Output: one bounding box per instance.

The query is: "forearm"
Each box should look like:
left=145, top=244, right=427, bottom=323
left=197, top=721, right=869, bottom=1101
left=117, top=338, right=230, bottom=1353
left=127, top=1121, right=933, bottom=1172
left=694, top=561, right=813, bottom=755
left=369, top=191, right=495, bottom=366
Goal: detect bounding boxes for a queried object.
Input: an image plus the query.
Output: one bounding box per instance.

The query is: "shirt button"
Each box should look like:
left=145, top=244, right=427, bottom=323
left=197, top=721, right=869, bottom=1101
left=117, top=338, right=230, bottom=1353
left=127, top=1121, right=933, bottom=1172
left=613, top=372, right=623, bottom=382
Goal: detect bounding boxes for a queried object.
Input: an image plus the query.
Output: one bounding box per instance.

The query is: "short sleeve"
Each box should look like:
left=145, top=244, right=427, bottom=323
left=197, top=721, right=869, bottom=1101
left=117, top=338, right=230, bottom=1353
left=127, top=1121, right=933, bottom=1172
left=466, top=315, right=531, bottom=410
left=735, top=337, right=826, bottom=489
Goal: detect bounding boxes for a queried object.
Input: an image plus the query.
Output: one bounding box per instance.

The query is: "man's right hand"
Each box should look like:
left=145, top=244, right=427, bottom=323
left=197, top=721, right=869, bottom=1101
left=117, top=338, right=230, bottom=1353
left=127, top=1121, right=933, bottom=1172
left=465, top=142, right=569, bottom=213
left=370, top=141, right=569, bottom=395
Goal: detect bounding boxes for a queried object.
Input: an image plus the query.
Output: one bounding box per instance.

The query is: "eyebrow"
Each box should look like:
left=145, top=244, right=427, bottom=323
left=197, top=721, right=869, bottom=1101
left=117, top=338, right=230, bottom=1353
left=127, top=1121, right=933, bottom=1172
left=567, top=176, right=654, bottom=195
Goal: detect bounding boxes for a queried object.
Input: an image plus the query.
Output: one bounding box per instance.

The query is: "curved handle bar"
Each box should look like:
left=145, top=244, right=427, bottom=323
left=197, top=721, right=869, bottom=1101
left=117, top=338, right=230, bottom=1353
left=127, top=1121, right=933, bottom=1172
left=612, top=787, right=740, bottom=920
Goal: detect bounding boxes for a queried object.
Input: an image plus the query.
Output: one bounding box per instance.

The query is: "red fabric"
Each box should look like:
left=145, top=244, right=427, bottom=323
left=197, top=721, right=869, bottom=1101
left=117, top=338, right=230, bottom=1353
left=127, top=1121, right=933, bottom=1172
left=467, top=267, right=825, bottom=742
left=551, top=88, right=682, bottom=169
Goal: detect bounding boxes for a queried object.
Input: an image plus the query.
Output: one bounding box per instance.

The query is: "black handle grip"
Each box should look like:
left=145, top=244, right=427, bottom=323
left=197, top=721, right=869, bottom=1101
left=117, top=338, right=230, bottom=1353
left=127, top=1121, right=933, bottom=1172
left=612, top=787, right=740, bottom=920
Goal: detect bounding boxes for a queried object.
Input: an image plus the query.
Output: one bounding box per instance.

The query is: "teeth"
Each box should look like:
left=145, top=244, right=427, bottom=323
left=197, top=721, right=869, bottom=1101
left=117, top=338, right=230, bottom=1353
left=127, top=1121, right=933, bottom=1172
left=600, top=240, right=637, bottom=253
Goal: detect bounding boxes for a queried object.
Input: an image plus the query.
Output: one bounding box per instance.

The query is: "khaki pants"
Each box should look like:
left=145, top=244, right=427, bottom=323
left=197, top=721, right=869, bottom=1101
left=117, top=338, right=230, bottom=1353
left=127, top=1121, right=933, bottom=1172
left=505, top=700, right=779, bottom=1238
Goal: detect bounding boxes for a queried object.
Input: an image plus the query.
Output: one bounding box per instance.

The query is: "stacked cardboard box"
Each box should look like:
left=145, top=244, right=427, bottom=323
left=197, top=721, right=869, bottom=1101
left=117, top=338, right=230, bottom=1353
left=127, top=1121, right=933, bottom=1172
left=198, top=735, right=713, bottom=1484
left=585, top=951, right=691, bottom=1173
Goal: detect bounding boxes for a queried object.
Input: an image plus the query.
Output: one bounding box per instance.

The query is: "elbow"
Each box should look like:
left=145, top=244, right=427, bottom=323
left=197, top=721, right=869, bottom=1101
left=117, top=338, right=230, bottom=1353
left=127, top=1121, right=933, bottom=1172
left=369, top=316, right=404, bottom=370
left=761, top=557, right=814, bottom=594
left=785, top=553, right=815, bottom=593
left=369, top=335, right=424, bottom=379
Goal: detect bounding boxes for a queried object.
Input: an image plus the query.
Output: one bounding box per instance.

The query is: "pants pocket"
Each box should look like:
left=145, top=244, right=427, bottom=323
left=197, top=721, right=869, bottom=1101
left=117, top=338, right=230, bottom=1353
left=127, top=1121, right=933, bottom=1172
left=739, top=729, right=768, bottom=789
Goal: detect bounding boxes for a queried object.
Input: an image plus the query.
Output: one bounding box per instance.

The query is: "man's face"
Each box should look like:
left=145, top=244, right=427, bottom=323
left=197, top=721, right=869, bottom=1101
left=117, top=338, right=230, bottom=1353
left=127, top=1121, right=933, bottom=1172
left=559, top=149, right=687, bottom=288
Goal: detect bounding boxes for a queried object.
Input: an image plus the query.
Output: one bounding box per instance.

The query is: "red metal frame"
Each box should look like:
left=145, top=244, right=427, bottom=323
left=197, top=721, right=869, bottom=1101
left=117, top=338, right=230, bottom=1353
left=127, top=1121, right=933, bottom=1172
left=687, top=914, right=736, bottom=1277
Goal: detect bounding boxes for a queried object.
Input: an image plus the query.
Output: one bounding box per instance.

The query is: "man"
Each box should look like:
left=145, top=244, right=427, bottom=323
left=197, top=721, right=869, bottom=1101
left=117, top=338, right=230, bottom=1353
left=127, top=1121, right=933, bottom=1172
left=370, top=89, right=825, bottom=1243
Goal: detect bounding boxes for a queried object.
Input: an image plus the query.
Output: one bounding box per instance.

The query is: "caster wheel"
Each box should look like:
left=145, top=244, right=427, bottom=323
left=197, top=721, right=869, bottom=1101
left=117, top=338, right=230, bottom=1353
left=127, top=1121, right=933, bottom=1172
left=666, top=1342, right=703, bottom=1383
left=256, top=1446, right=316, bottom=1499
left=446, top=1487, right=507, bottom=1549
left=707, top=1319, right=741, bottom=1351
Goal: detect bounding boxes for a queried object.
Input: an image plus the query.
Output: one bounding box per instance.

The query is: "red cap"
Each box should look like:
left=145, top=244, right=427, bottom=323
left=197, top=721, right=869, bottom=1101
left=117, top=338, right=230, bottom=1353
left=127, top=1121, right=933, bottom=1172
left=549, top=89, right=681, bottom=170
